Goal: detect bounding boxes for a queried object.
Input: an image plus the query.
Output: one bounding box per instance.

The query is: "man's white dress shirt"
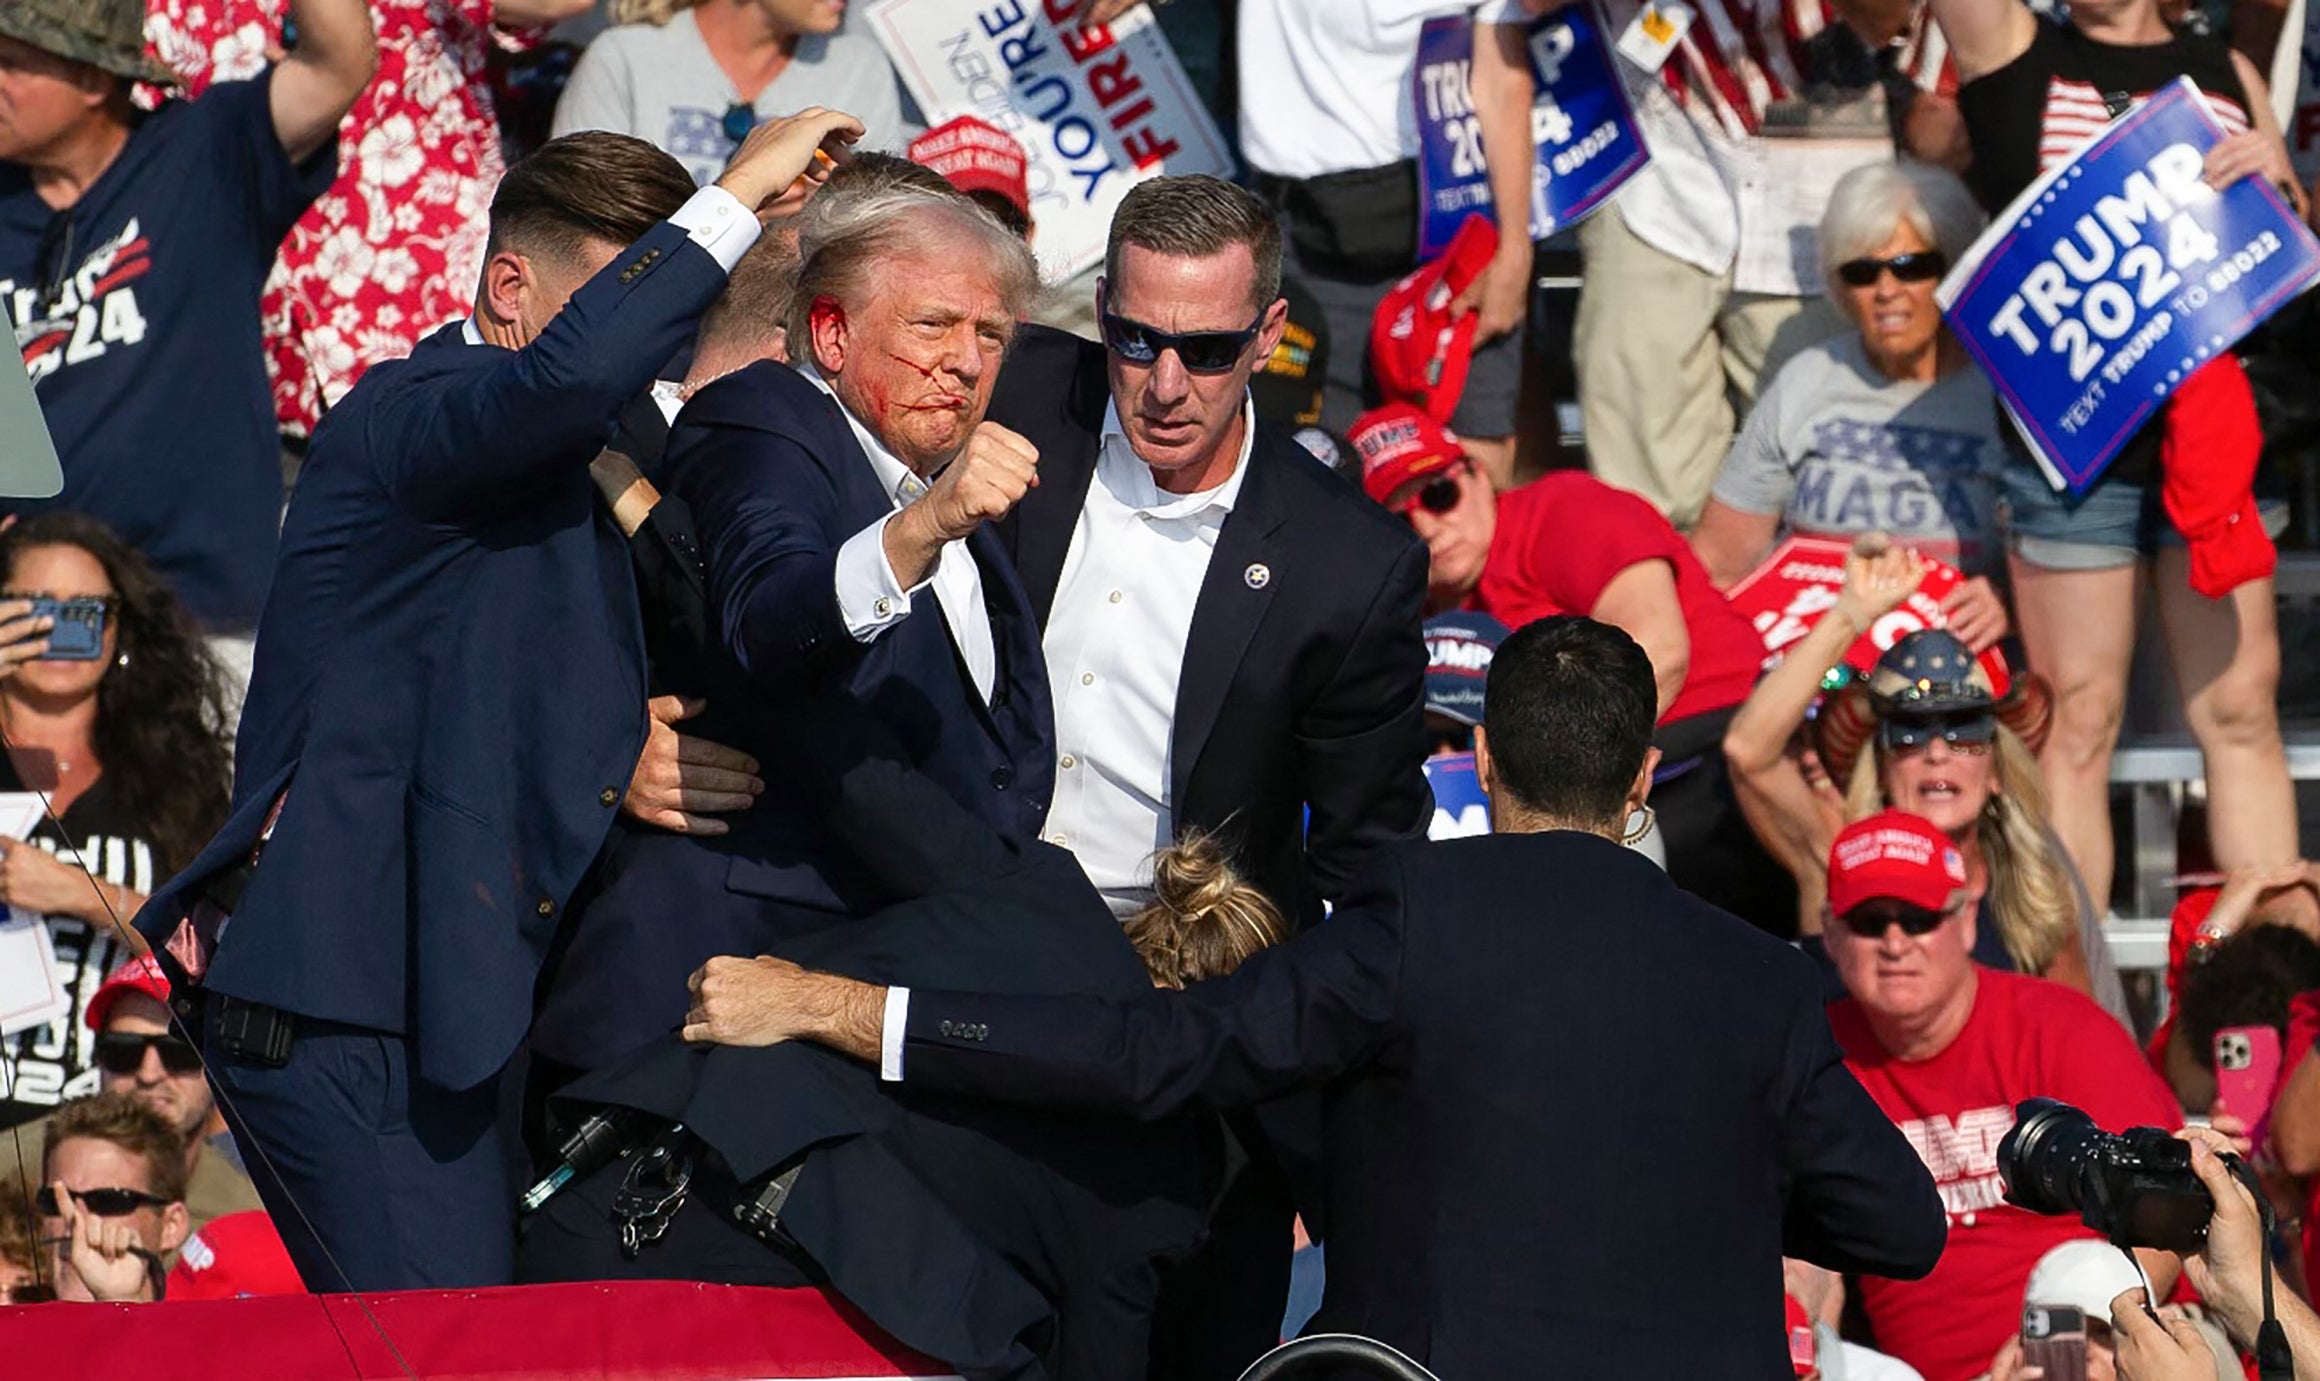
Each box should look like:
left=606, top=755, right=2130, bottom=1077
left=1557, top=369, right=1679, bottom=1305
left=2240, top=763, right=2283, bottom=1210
left=816, top=368, right=995, bottom=704
left=1041, top=400, right=1254, bottom=916
left=879, top=396, right=1258, bottom=1079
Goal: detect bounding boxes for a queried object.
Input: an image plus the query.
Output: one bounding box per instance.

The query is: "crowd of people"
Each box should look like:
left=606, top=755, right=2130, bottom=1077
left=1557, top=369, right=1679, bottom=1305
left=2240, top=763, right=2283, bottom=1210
left=3, top=0, right=2320, bottom=1379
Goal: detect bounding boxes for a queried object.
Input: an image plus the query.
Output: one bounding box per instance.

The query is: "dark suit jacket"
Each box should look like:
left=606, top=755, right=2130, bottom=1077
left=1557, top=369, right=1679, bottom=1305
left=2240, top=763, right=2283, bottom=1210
left=133, top=224, right=725, bottom=1091
left=547, top=693, right=1203, bottom=1381
left=901, top=832, right=1949, bottom=1380
left=989, top=325, right=1431, bottom=931
left=530, top=361, right=1057, bottom=1072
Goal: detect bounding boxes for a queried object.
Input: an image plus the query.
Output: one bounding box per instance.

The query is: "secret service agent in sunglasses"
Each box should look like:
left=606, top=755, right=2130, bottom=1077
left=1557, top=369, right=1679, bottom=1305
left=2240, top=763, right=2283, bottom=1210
left=1099, top=309, right=1266, bottom=373
left=1878, top=711, right=1997, bottom=755
left=35, top=1185, right=173, bottom=1218
left=94, top=1030, right=204, bottom=1077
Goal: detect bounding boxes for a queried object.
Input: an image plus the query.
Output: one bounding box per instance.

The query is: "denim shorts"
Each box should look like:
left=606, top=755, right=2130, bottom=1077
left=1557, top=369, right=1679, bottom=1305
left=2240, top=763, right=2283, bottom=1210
left=2000, top=465, right=2181, bottom=571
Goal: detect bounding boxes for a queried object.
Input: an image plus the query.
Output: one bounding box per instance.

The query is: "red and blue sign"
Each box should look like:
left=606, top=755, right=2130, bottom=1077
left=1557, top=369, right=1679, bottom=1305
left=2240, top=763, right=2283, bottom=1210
left=1939, top=78, right=2320, bottom=495
left=1412, top=4, right=1650, bottom=260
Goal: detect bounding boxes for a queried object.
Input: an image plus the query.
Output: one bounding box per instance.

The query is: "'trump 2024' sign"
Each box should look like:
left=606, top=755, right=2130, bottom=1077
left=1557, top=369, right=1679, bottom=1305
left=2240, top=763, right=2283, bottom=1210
left=1939, top=78, right=2320, bottom=495
left=866, top=0, right=1235, bottom=281
left=1412, top=4, right=1648, bottom=259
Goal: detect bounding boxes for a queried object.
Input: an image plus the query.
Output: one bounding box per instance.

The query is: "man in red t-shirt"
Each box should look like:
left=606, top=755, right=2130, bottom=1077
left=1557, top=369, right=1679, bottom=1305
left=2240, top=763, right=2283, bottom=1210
left=1349, top=402, right=1794, bottom=928
left=1821, top=811, right=2183, bottom=1381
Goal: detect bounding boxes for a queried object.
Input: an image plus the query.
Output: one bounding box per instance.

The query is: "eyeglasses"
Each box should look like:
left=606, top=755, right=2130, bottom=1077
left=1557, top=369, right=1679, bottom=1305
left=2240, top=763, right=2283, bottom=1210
left=1836, top=251, right=1948, bottom=287
left=1835, top=900, right=1951, bottom=939
left=1099, top=311, right=1264, bottom=373
left=94, top=1030, right=203, bottom=1077
left=720, top=101, right=758, bottom=146
left=34, top=1186, right=170, bottom=1218
left=1, top=1282, right=56, bottom=1305
left=1878, top=712, right=1997, bottom=755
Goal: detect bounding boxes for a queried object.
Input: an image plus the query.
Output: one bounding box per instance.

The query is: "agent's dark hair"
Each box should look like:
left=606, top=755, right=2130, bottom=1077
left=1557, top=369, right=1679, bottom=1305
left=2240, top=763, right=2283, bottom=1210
left=697, top=232, right=798, bottom=360
left=44, top=1092, right=188, bottom=1205
left=0, top=514, right=230, bottom=874
left=1482, top=616, right=1656, bottom=830
left=486, top=131, right=695, bottom=266
left=2180, top=923, right=2320, bottom=1071
left=1105, top=175, right=1282, bottom=310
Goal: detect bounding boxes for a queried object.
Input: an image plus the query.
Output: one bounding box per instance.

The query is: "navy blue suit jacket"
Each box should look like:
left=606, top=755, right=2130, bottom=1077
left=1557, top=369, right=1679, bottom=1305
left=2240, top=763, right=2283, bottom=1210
left=530, top=360, right=1056, bottom=1072
left=135, top=222, right=726, bottom=1091
left=902, top=832, right=1948, bottom=1379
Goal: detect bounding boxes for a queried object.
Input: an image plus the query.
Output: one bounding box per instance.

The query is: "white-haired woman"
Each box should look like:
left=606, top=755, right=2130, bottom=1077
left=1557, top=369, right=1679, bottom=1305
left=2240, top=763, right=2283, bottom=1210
left=1691, top=160, right=2011, bottom=652
left=552, top=0, right=916, bottom=188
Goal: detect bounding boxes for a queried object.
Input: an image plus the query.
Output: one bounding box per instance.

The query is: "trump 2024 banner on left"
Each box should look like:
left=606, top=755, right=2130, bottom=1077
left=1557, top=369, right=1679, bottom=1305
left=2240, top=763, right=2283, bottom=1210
left=1412, top=4, right=1649, bottom=259
left=866, top=0, right=1235, bottom=281
left=1938, top=77, right=2320, bottom=495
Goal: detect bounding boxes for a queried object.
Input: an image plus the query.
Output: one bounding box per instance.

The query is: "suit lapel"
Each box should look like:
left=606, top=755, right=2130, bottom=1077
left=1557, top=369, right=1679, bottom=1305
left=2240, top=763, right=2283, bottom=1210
left=1169, top=444, right=1286, bottom=810
left=1010, top=430, right=1098, bottom=629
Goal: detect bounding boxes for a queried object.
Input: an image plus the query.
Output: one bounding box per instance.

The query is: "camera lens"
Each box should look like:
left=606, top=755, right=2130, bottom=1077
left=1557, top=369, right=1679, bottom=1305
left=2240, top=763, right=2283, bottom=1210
left=1995, top=1098, right=2105, bottom=1217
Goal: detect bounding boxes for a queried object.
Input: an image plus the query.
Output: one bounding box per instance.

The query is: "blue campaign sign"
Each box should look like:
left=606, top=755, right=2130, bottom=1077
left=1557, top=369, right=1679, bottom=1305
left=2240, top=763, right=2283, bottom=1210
left=1412, top=5, right=1651, bottom=259
left=1424, top=751, right=1492, bottom=840
left=1939, top=78, right=2320, bottom=495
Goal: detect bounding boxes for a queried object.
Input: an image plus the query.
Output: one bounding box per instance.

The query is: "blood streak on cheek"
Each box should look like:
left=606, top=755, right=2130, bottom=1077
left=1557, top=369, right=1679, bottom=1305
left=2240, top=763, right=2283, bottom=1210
left=886, top=352, right=968, bottom=410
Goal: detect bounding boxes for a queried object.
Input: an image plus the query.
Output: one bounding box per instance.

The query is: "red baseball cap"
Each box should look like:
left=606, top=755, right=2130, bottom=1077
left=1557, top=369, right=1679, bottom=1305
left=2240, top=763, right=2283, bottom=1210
left=908, top=116, right=1031, bottom=218
left=164, top=1210, right=306, bottom=1300
left=1827, top=810, right=1968, bottom=918
left=1785, top=1294, right=1817, bottom=1377
left=84, top=953, right=170, bottom=1031
left=1369, top=213, right=1499, bottom=423
left=1348, top=403, right=1465, bottom=510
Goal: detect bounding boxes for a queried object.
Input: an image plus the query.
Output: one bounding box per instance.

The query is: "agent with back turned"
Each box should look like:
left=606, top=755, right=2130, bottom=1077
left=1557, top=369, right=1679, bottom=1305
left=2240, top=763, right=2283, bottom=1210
left=680, top=615, right=1949, bottom=1379
left=130, top=112, right=865, bottom=1293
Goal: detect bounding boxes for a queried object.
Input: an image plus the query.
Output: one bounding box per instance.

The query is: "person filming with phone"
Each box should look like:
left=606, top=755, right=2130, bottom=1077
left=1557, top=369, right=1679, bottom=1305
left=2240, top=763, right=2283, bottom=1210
left=0, top=513, right=232, bottom=1136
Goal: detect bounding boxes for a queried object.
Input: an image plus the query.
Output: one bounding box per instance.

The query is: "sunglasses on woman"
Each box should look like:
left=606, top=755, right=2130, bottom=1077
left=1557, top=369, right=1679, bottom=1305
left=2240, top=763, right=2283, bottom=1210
left=1878, top=712, right=1997, bottom=755
left=1836, top=251, right=1948, bottom=287
left=1, top=1282, right=56, bottom=1305
left=1835, top=900, right=1951, bottom=939
left=93, top=1030, right=203, bottom=1077
left=1098, top=311, right=1264, bottom=373
left=34, top=1185, right=170, bottom=1218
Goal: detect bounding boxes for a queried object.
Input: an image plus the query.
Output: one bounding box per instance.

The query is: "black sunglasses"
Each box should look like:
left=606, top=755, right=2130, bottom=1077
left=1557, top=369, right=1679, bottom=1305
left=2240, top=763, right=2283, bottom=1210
left=1836, top=900, right=1950, bottom=939
left=94, top=1030, right=203, bottom=1076
left=34, top=1185, right=170, bottom=1218
left=1099, top=311, right=1263, bottom=373
left=720, top=101, right=758, bottom=146
left=1837, top=251, right=1947, bottom=287
left=1393, top=472, right=1464, bottom=522
left=2, top=1282, right=56, bottom=1305
left=1878, top=712, right=1997, bottom=754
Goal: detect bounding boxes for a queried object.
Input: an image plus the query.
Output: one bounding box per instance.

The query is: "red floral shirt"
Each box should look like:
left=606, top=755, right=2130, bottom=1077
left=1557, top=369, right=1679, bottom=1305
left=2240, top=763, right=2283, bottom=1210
left=143, top=0, right=538, bottom=435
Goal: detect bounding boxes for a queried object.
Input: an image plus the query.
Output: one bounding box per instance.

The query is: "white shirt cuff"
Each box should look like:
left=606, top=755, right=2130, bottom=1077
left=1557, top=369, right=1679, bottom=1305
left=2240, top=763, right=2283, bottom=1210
left=834, top=510, right=928, bottom=643
left=667, top=185, right=761, bottom=275
left=880, top=986, right=911, bottom=1082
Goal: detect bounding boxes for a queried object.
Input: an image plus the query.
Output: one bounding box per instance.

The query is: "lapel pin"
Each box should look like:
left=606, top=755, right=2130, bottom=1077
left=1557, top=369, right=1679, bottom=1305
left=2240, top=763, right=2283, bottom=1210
left=1244, top=563, right=1271, bottom=590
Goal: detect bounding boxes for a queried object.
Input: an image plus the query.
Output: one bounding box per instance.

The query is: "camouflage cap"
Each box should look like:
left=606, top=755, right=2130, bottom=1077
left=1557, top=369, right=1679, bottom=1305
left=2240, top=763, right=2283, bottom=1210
left=0, top=0, right=179, bottom=89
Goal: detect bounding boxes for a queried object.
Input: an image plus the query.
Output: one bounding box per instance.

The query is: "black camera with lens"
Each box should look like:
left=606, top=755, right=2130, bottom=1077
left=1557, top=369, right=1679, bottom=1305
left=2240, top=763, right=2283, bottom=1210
left=1995, top=1098, right=2213, bottom=1253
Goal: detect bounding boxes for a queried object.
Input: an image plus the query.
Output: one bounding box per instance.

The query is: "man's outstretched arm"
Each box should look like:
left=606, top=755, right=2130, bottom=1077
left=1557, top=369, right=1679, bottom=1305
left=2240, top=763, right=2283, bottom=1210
left=682, top=851, right=1414, bottom=1118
